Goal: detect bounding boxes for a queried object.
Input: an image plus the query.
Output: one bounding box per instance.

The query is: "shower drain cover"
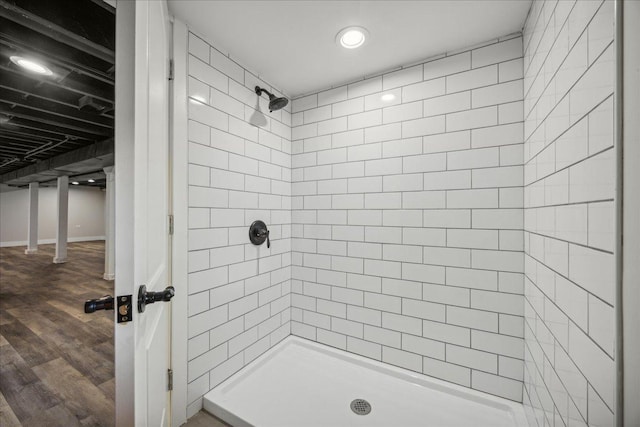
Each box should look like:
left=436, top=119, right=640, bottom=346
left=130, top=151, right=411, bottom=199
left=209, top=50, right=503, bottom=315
left=350, top=399, right=372, bottom=415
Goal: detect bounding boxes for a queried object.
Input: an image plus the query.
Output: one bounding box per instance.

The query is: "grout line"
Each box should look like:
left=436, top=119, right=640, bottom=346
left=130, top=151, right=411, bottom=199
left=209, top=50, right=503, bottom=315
left=523, top=271, right=614, bottom=356
left=523, top=39, right=614, bottom=140
left=521, top=323, right=588, bottom=425
left=523, top=291, right=615, bottom=415
left=522, top=93, right=614, bottom=165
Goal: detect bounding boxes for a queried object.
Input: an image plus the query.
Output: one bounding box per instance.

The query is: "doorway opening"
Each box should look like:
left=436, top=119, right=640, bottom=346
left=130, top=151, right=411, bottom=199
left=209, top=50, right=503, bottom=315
left=0, top=0, right=116, bottom=424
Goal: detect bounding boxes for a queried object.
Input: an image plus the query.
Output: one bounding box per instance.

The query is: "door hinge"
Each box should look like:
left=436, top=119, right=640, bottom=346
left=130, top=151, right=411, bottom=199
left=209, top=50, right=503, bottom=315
left=168, top=214, right=174, bottom=235
left=168, top=59, right=174, bottom=81
left=168, top=368, right=173, bottom=391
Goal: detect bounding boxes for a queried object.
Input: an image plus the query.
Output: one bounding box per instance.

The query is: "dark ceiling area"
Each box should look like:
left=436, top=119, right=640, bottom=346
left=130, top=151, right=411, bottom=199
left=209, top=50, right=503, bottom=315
left=0, top=0, right=115, bottom=188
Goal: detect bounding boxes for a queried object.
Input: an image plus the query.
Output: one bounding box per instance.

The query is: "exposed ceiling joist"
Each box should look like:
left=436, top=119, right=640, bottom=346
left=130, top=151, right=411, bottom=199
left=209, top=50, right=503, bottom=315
left=0, top=120, right=93, bottom=143
left=0, top=0, right=114, bottom=177
left=0, top=104, right=112, bottom=136
left=0, top=144, right=28, bottom=154
left=0, top=73, right=114, bottom=119
left=0, top=62, right=114, bottom=103
left=0, top=138, right=47, bottom=150
left=0, top=138, right=114, bottom=185
left=0, top=29, right=114, bottom=85
left=0, top=0, right=114, bottom=64
left=1, top=86, right=114, bottom=127
left=0, top=74, right=84, bottom=110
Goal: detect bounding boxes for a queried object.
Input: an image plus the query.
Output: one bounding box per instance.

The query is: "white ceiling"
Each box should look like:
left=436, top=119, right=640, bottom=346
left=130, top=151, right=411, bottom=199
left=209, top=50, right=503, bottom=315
left=168, top=1, right=532, bottom=98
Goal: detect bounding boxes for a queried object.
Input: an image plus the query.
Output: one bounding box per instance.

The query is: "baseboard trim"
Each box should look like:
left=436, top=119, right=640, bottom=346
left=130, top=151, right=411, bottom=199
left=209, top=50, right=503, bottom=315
left=0, top=236, right=106, bottom=248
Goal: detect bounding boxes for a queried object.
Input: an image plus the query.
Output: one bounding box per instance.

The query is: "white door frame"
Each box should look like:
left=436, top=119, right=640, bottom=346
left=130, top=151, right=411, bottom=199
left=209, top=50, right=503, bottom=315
left=115, top=0, right=176, bottom=424
left=618, top=1, right=640, bottom=425
left=114, top=1, right=136, bottom=423
left=170, top=18, right=189, bottom=427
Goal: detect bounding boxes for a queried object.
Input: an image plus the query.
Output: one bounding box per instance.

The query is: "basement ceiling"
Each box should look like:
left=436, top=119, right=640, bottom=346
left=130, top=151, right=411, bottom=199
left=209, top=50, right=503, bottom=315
left=0, top=0, right=115, bottom=185
left=168, top=0, right=532, bottom=98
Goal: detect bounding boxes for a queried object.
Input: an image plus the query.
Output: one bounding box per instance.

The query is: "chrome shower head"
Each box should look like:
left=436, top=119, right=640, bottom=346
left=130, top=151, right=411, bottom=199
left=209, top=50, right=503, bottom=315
left=255, top=86, right=288, bottom=112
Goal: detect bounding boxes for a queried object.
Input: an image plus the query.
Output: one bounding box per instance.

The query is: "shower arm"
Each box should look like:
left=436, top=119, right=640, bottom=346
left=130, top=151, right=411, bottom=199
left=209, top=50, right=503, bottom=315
left=255, top=86, right=274, bottom=98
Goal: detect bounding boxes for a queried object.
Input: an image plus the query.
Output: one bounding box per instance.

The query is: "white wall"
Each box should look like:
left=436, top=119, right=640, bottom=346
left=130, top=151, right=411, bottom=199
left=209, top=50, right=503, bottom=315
left=289, top=35, right=526, bottom=402
left=0, top=186, right=106, bottom=246
left=185, top=32, right=292, bottom=417
left=521, top=1, right=615, bottom=426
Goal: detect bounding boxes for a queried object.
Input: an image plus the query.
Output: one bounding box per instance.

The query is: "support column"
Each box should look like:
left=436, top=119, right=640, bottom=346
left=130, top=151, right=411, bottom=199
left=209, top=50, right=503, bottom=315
left=53, top=175, right=69, bottom=264
left=24, top=182, right=39, bottom=254
left=103, top=166, right=115, bottom=280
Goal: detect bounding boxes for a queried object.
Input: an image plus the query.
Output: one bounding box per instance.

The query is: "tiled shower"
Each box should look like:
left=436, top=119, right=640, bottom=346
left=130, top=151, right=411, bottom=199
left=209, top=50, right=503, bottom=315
left=289, top=33, right=526, bottom=402
left=184, top=1, right=616, bottom=426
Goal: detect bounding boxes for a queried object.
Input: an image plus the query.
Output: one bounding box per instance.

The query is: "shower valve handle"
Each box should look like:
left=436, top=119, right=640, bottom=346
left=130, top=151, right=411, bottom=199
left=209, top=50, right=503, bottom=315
left=258, top=229, right=270, bottom=248
left=249, top=220, right=270, bottom=248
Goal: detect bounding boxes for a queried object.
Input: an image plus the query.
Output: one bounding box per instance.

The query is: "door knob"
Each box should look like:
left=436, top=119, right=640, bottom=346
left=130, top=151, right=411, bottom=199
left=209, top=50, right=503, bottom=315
left=84, top=295, right=114, bottom=313
left=138, top=285, right=175, bottom=313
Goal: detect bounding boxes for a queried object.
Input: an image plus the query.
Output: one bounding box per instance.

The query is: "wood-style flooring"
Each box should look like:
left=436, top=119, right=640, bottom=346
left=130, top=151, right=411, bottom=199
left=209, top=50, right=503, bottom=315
left=183, top=411, right=230, bottom=427
left=0, top=242, right=114, bottom=426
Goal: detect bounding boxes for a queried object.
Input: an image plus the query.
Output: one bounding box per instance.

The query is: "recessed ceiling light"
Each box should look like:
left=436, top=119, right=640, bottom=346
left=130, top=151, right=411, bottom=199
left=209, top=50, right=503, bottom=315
left=88, top=179, right=95, bottom=183
left=10, top=56, right=53, bottom=76
left=381, top=93, right=396, bottom=102
left=71, top=181, right=79, bottom=185
left=336, top=26, right=369, bottom=49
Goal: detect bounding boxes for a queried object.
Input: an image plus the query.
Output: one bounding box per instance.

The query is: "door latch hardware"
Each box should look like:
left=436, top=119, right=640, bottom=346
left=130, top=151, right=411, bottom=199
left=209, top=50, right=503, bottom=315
left=84, top=295, right=114, bottom=313
left=138, top=285, right=175, bottom=313
left=117, top=295, right=133, bottom=323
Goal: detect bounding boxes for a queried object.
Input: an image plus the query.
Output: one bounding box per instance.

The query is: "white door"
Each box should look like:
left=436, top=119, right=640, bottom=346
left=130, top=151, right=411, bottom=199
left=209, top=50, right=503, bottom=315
left=114, top=0, right=173, bottom=426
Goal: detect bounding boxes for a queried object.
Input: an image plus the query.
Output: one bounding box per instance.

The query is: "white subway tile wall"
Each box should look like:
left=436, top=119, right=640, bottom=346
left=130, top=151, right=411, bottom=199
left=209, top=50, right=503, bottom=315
left=186, top=32, right=292, bottom=417
left=521, top=1, right=615, bottom=426
left=290, top=35, right=525, bottom=402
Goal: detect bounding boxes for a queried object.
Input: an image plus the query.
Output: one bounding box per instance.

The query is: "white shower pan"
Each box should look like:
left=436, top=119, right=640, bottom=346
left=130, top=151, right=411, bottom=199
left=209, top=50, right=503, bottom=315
left=203, top=337, right=528, bottom=427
